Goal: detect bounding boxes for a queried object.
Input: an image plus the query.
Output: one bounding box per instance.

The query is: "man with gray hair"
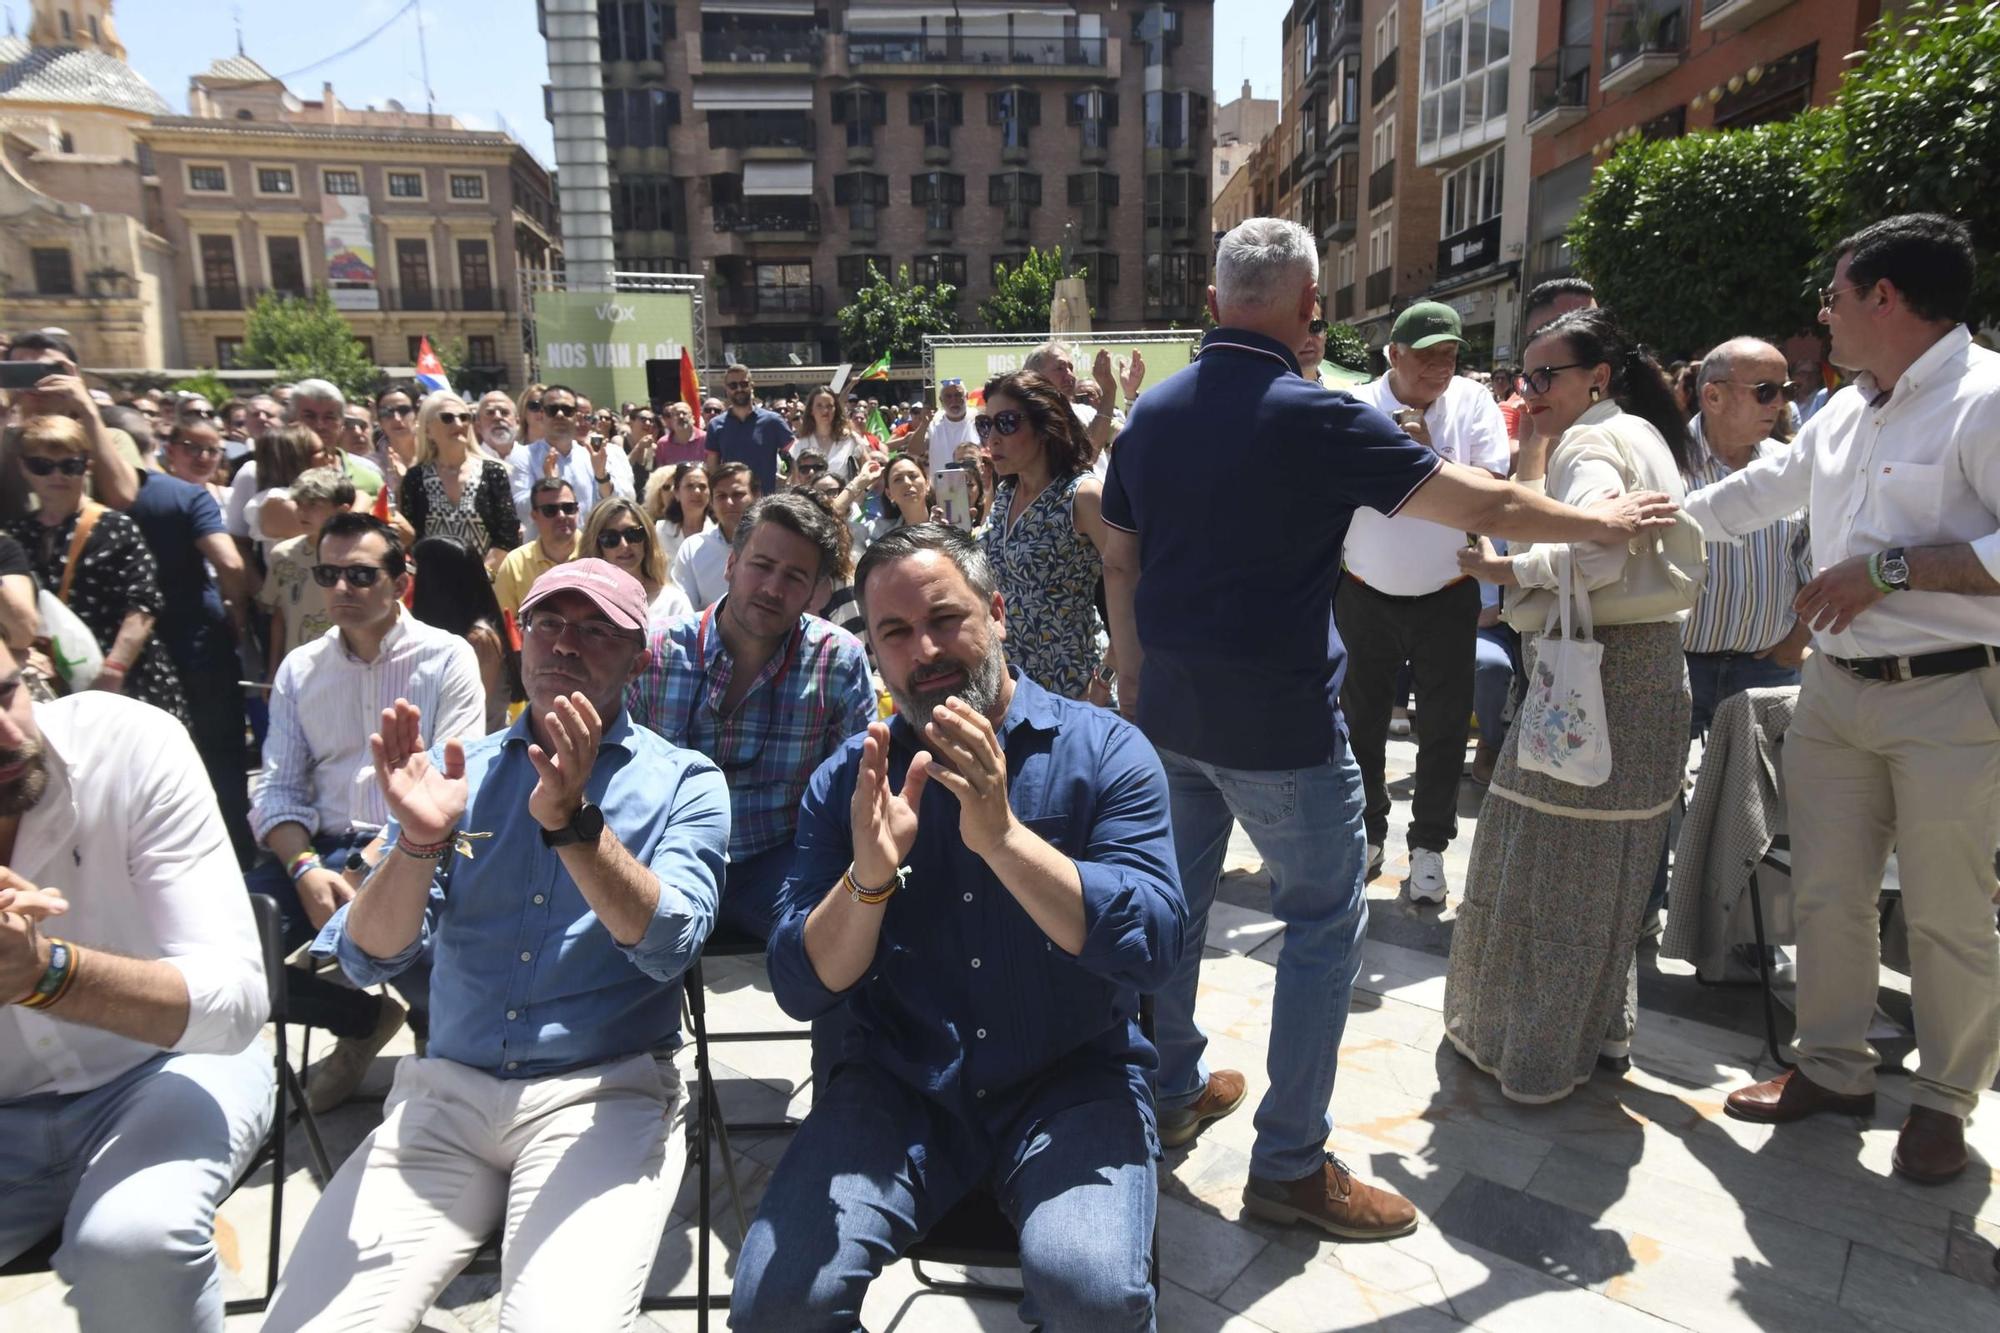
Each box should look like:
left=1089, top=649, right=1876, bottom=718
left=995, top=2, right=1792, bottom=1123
left=289, top=378, right=384, bottom=499
left=1021, top=339, right=1144, bottom=467
left=1100, top=216, right=1682, bottom=1241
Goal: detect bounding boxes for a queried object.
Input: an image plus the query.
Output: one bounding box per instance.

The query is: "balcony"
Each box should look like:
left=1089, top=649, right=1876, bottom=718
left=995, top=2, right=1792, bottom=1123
left=1527, top=46, right=1591, bottom=135
left=846, top=33, right=1107, bottom=75
left=1602, top=3, right=1687, bottom=96
left=1333, top=284, right=1355, bottom=320
left=1700, top=0, right=1794, bottom=32
left=715, top=284, right=825, bottom=317
left=700, top=28, right=824, bottom=68
left=923, top=204, right=955, bottom=244
left=1365, top=268, right=1393, bottom=310
left=1001, top=205, right=1034, bottom=243
left=1367, top=160, right=1395, bottom=210
left=1436, top=216, right=1503, bottom=281
left=1079, top=118, right=1112, bottom=164
left=1328, top=182, right=1356, bottom=241
left=708, top=114, right=816, bottom=155
left=713, top=201, right=821, bottom=239
left=1371, top=45, right=1398, bottom=106
left=190, top=283, right=244, bottom=310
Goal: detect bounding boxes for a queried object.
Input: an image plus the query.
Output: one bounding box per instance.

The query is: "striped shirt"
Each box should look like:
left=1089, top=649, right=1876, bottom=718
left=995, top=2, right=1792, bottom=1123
left=1680, top=415, right=1813, bottom=655
left=252, top=611, right=488, bottom=842
left=627, top=601, right=875, bottom=858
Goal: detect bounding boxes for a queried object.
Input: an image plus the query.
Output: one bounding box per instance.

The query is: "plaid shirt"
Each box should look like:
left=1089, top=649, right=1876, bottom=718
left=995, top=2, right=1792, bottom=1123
left=628, top=600, right=875, bottom=858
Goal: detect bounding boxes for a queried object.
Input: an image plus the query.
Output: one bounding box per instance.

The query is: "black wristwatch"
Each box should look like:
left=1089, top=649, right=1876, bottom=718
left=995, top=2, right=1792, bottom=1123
left=1880, top=547, right=1911, bottom=591
left=540, top=801, right=605, bottom=849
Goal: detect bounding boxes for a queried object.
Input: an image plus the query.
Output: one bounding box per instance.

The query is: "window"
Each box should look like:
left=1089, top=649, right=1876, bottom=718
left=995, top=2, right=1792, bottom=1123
left=30, top=248, right=75, bottom=296
left=408, top=337, right=427, bottom=364
left=1067, top=88, right=1120, bottom=151
left=322, top=169, right=361, bottom=195
left=1072, top=250, right=1120, bottom=306
left=255, top=166, right=296, bottom=196
left=603, top=88, right=680, bottom=149
left=1372, top=113, right=1397, bottom=168
left=1440, top=145, right=1504, bottom=238
left=832, top=87, right=887, bottom=147
left=266, top=236, right=306, bottom=295
left=1144, top=90, right=1209, bottom=150
left=1376, top=4, right=1399, bottom=57
left=834, top=171, right=889, bottom=230
left=1420, top=0, right=1510, bottom=152
left=1368, top=222, right=1394, bottom=275
left=909, top=88, right=962, bottom=149
left=58, top=10, right=70, bottom=39
left=1132, top=5, right=1183, bottom=67
left=1337, top=244, right=1357, bottom=289
left=449, top=173, right=487, bottom=200
left=354, top=336, right=376, bottom=363
left=754, top=263, right=816, bottom=314
left=187, top=164, right=227, bottom=193
left=597, top=0, right=674, bottom=61
left=198, top=235, right=239, bottom=303
left=1144, top=171, right=1200, bottom=230
left=612, top=177, right=684, bottom=232
left=838, top=254, right=889, bottom=294
left=458, top=240, right=494, bottom=305
left=987, top=89, right=1040, bottom=150
left=987, top=173, right=1041, bottom=205
left=910, top=253, right=966, bottom=288
left=58, top=131, right=73, bottom=154
left=387, top=171, right=425, bottom=199
left=395, top=238, right=433, bottom=306
left=467, top=335, right=498, bottom=366
left=1145, top=251, right=1206, bottom=312
left=215, top=337, right=243, bottom=369
left=911, top=170, right=964, bottom=231
left=136, top=142, right=155, bottom=177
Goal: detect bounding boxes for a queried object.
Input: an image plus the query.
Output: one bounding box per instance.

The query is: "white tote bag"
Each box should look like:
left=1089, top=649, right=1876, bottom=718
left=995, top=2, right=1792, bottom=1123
left=37, top=588, right=104, bottom=691
left=1515, top=553, right=1612, bottom=788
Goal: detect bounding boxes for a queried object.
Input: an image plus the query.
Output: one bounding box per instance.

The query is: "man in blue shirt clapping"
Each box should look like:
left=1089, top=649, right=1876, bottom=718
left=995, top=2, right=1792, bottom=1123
left=732, top=523, right=1186, bottom=1330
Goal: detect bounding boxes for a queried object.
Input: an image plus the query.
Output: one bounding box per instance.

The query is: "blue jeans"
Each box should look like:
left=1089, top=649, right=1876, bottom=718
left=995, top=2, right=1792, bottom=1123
left=731, top=1062, right=1157, bottom=1331
left=1473, top=625, right=1521, bottom=749
left=0, top=1047, right=274, bottom=1332
left=1153, top=746, right=1370, bottom=1182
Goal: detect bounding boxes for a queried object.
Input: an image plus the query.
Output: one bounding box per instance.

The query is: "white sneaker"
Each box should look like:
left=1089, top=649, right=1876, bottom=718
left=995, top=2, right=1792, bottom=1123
left=1407, top=848, right=1448, bottom=905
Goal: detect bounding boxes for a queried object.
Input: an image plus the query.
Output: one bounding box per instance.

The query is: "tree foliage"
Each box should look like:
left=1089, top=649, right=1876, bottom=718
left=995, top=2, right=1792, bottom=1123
left=429, top=335, right=469, bottom=387
left=1810, top=0, right=2000, bottom=330
left=979, top=247, right=1081, bottom=333
left=169, top=370, right=231, bottom=403
left=238, top=289, right=377, bottom=400
left=837, top=262, right=960, bottom=366
left=1324, top=322, right=1370, bottom=371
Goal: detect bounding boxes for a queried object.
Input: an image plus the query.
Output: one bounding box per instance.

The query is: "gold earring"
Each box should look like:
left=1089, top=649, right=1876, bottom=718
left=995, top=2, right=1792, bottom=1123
left=1589, top=386, right=1601, bottom=403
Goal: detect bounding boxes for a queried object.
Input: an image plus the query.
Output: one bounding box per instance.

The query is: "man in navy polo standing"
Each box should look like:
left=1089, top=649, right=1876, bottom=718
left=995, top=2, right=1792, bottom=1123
left=704, top=362, right=794, bottom=495
left=1100, top=217, right=1681, bottom=1240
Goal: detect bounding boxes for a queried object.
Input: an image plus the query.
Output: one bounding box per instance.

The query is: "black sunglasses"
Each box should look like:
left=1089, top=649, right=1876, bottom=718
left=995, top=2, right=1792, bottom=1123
left=436, top=411, right=472, bottom=425
left=1733, top=380, right=1797, bottom=406
left=182, top=406, right=217, bottom=419
left=1522, top=362, right=1590, bottom=395
left=795, top=460, right=827, bottom=475
left=524, top=398, right=544, bottom=411
left=974, top=410, right=1024, bottom=438
left=544, top=404, right=577, bottom=418
left=23, top=455, right=89, bottom=477
left=596, top=527, right=646, bottom=549
left=310, top=563, right=389, bottom=588
left=535, top=501, right=580, bottom=518
left=1309, top=318, right=1328, bottom=335
left=382, top=404, right=415, bottom=417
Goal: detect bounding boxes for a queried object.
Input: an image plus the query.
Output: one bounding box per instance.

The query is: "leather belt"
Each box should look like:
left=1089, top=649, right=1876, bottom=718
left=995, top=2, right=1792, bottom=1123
left=1343, top=571, right=1474, bottom=602
left=1829, top=644, right=2000, bottom=682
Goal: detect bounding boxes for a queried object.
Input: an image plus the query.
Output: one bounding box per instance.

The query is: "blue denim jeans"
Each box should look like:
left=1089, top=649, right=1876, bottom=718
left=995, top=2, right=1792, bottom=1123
left=0, top=1047, right=274, bottom=1333
left=1473, top=625, right=1521, bottom=749
left=1152, top=746, right=1370, bottom=1183
left=731, top=1063, right=1157, bottom=1331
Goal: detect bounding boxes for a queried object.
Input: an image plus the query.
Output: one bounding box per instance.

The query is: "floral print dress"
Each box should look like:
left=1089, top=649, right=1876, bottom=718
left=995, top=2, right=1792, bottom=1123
left=981, top=473, right=1103, bottom=700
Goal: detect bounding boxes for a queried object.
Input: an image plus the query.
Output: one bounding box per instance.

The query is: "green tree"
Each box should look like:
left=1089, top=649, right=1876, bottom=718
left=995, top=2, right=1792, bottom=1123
left=1811, top=1, right=2000, bottom=329
left=837, top=262, right=960, bottom=367
left=979, top=247, right=1080, bottom=333
left=168, top=370, right=231, bottom=403
left=429, top=335, right=469, bottom=387
left=237, top=289, right=376, bottom=400
left=1324, top=322, right=1370, bottom=372
left=1567, top=113, right=1832, bottom=358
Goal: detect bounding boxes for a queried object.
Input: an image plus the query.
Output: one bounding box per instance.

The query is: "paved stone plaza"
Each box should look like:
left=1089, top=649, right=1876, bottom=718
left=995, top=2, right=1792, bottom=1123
left=3, top=735, right=1995, bottom=1331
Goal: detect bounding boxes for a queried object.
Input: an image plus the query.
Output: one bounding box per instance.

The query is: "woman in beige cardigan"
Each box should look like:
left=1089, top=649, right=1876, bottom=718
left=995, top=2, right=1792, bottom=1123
left=1444, top=307, right=1701, bottom=1102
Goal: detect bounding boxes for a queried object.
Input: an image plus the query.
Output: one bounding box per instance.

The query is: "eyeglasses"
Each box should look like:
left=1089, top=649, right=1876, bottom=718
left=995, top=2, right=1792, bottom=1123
left=1730, top=379, right=1797, bottom=406
left=1819, top=282, right=1866, bottom=311
left=342, top=417, right=368, bottom=430
left=595, top=527, right=647, bottom=549
left=310, top=563, right=389, bottom=589
left=1309, top=318, right=1328, bottom=335
left=382, top=404, right=415, bottom=417
left=176, top=443, right=223, bottom=459
left=1521, top=362, right=1591, bottom=395
left=974, top=410, right=1025, bottom=438
left=524, top=609, right=640, bottom=651
left=436, top=411, right=472, bottom=426
left=535, top=501, right=580, bottom=518
left=634, top=413, right=657, bottom=424
left=724, top=380, right=751, bottom=391
left=544, top=404, right=577, bottom=418
left=22, top=455, right=89, bottom=477
left=182, top=407, right=217, bottom=420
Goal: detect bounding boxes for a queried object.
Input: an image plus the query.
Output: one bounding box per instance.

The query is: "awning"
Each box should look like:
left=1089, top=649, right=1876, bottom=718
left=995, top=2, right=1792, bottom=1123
left=702, top=0, right=814, bottom=11
left=743, top=162, right=815, bottom=196
left=690, top=81, right=813, bottom=111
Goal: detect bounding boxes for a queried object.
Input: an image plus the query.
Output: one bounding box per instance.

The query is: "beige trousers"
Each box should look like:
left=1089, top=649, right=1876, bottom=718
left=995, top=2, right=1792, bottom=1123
left=1784, top=653, right=2000, bottom=1119
left=262, top=1051, right=688, bottom=1333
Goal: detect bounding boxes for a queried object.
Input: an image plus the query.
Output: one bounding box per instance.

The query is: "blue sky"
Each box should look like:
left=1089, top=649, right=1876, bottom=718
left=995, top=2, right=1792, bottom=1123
left=26, top=0, right=1289, bottom=163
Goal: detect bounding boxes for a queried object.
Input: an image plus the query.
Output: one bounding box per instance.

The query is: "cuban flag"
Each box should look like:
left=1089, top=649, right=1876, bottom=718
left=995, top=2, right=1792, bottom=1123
left=415, top=336, right=453, bottom=397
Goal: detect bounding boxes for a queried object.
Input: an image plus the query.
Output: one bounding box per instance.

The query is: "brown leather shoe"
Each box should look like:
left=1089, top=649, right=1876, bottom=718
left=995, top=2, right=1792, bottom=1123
left=1243, top=1155, right=1419, bottom=1241
left=1892, top=1106, right=1969, bottom=1185
left=1724, top=1069, right=1874, bottom=1124
left=1158, top=1069, right=1247, bottom=1148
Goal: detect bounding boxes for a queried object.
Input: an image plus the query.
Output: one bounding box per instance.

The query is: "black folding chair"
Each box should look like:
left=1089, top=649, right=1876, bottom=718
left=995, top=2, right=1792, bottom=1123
left=698, top=923, right=811, bottom=1135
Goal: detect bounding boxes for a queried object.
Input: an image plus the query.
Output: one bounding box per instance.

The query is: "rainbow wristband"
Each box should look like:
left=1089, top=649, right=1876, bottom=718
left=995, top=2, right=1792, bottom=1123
left=286, top=850, right=320, bottom=881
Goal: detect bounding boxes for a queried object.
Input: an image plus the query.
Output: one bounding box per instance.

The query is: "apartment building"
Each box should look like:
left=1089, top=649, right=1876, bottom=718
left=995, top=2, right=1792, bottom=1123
left=548, top=0, right=1215, bottom=368
left=1213, top=77, right=1278, bottom=201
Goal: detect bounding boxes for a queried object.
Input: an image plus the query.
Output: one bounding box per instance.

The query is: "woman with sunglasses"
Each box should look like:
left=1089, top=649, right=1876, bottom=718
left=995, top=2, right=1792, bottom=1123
left=644, top=460, right=715, bottom=567
left=974, top=371, right=1112, bottom=700
left=580, top=496, right=692, bottom=626
left=7, top=414, right=186, bottom=720
left=162, top=420, right=231, bottom=507
left=516, top=383, right=549, bottom=445
left=400, top=394, right=521, bottom=576
left=1445, top=307, right=1697, bottom=1104
left=373, top=385, right=421, bottom=490
left=410, top=535, right=518, bottom=734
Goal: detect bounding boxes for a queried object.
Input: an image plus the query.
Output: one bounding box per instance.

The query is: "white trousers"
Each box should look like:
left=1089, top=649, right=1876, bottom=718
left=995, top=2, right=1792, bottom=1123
left=262, top=1051, right=688, bottom=1333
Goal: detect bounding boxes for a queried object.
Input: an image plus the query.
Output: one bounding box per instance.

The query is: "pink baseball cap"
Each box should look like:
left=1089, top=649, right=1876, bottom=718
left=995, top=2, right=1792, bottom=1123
left=518, top=558, right=649, bottom=632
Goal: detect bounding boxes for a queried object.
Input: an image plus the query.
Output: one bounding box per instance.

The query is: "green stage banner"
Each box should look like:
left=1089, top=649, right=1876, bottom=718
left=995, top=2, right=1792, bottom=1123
left=533, top=290, right=697, bottom=406
left=928, top=334, right=1201, bottom=394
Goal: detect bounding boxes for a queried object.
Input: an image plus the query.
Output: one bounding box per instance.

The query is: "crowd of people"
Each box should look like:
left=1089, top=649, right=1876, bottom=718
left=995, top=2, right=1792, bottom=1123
left=0, top=208, right=1995, bottom=1331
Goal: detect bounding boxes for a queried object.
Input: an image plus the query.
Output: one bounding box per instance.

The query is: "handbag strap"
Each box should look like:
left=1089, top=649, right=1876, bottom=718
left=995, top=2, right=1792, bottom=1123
left=55, top=500, right=104, bottom=606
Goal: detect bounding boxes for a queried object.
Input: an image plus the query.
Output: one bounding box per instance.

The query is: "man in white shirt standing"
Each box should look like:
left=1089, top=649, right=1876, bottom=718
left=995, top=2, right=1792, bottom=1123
left=249, top=511, right=486, bottom=1112
left=1339, top=303, right=1511, bottom=904
left=506, top=384, right=635, bottom=529
left=0, top=646, right=272, bottom=1332
left=1690, top=214, right=2000, bottom=1185
left=914, top=377, right=981, bottom=489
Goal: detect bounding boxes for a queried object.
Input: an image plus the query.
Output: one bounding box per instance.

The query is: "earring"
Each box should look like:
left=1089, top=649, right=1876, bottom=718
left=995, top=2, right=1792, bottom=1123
left=1589, top=386, right=1601, bottom=403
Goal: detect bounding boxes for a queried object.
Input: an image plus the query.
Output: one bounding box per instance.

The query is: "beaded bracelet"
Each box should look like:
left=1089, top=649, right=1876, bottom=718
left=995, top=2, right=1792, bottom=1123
left=396, top=830, right=458, bottom=862
left=842, top=865, right=907, bottom=906
left=18, top=938, right=78, bottom=1010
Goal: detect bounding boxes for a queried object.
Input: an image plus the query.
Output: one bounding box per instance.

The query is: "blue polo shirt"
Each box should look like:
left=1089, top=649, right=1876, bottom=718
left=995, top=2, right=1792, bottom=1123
left=1100, top=327, right=1442, bottom=771
left=706, top=406, right=793, bottom=494
left=127, top=470, right=232, bottom=674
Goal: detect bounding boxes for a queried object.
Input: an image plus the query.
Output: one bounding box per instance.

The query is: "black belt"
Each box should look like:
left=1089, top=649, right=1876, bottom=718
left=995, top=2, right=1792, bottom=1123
left=1343, top=571, right=1474, bottom=603
left=1830, top=645, right=2000, bottom=682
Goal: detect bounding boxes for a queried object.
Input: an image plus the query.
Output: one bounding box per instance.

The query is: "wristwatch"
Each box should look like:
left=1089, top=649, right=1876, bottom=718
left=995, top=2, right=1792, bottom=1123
left=540, top=801, right=605, bottom=848
left=1880, top=547, right=1911, bottom=591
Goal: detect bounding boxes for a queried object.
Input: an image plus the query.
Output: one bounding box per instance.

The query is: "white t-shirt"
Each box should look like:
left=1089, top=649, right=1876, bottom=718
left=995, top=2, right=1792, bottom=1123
left=670, top=525, right=732, bottom=609
left=225, top=461, right=259, bottom=537
left=1344, top=373, right=1512, bottom=596
left=648, top=579, right=694, bottom=628
left=925, top=412, right=982, bottom=487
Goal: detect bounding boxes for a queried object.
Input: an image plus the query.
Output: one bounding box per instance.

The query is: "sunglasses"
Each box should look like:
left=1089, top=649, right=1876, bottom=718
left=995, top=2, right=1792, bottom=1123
left=23, top=455, right=89, bottom=477
left=524, top=399, right=544, bottom=412
left=634, top=413, right=658, bottom=424
left=535, top=501, right=580, bottom=518
left=1732, top=380, right=1797, bottom=405
left=182, top=406, right=217, bottom=420
left=974, top=410, right=1025, bottom=438
left=1521, top=362, right=1590, bottom=395
left=382, top=404, right=415, bottom=417
left=596, top=527, right=646, bottom=549
left=1818, top=282, right=1866, bottom=311
left=1309, top=318, right=1328, bottom=335
left=724, top=381, right=751, bottom=391
left=544, top=404, right=577, bottom=418
left=310, top=563, right=389, bottom=588
left=436, top=411, right=472, bottom=425
left=177, top=443, right=223, bottom=459
left=524, top=609, right=640, bottom=650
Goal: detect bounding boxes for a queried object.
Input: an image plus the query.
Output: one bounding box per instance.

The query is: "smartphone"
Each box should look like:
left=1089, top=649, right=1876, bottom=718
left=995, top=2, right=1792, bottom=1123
left=934, top=464, right=973, bottom=527
left=923, top=384, right=937, bottom=412
left=0, top=361, right=53, bottom=390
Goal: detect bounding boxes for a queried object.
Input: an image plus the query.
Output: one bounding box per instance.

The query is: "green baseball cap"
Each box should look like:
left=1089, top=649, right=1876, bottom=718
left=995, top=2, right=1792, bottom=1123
left=1390, top=301, right=1464, bottom=350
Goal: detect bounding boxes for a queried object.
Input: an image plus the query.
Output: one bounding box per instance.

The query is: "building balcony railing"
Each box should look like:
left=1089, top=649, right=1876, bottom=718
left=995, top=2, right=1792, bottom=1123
left=700, top=29, right=825, bottom=66
left=846, top=33, right=1106, bottom=70
left=713, top=202, right=822, bottom=236
left=377, top=286, right=511, bottom=313
left=190, top=283, right=244, bottom=310
left=715, top=284, right=825, bottom=316
left=1371, top=45, right=1398, bottom=106
left=1365, top=268, right=1393, bottom=309
left=1436, top=216, right=1503, bottom=281
left=191, top=284, right=509, bottom=314
left=1700, top=0, right=1795, bottom=33
left=1333, top=284, right=1355, bottom=320
left=1527, top=45, right=1591, bottom=135
left=1602, top=3, right=1687, bottom=95
left=1326, top=182, right=1356, bottom=241
left=1367, top=160, right=1395, bottom=210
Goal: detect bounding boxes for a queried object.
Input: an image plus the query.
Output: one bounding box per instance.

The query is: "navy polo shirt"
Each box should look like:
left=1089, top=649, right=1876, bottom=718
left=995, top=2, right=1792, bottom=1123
left=1100, top=327, right=1442, bottom=771
left=705, top=406, right=793, bottom=495
left=127, top=469, right=233, bottom=674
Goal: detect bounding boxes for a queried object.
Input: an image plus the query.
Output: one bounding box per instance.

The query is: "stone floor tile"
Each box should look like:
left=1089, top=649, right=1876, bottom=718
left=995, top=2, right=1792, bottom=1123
left=1206, top=898, right=1289, bottom=956
left=1944, top=1211, right=2000, bottom=1288
left=1837, top=1239, right=2000, bottom=1332
left=1595, top=1235, right=1876, bottom=1333
left=1217, top=1244, right=1469, bottom=1333
left=1156, top=1275, right=1284, bottom=1332
left=1157, top=1191, right=1273, bottom=1299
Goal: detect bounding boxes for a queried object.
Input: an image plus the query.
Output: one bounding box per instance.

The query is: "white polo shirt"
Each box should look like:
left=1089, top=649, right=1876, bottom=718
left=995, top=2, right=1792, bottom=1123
left=1344, top=373, right=1512, bottom=596
left=924, top=411, right=982, bottom=487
